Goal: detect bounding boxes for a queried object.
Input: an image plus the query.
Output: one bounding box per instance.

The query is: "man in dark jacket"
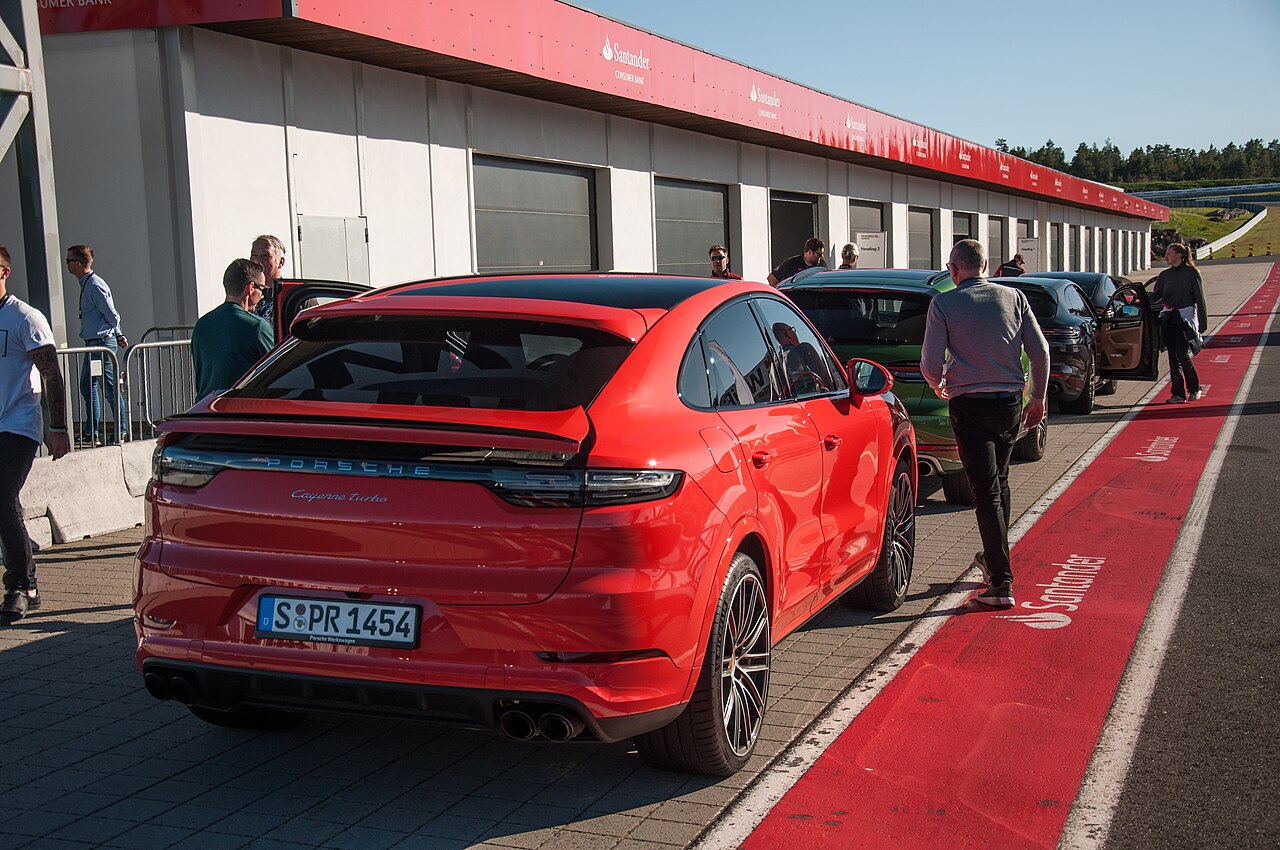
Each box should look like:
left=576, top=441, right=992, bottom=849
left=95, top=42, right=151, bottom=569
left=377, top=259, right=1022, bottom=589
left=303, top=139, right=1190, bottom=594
left=767, top=238, right=825, bottom=286
left=994, top=253, right=1026, bottom=277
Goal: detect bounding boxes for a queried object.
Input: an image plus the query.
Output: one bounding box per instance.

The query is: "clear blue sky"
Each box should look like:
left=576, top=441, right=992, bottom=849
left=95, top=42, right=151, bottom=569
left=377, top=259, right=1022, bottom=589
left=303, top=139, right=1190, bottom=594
left=576, top=0, right=1280, bottom=155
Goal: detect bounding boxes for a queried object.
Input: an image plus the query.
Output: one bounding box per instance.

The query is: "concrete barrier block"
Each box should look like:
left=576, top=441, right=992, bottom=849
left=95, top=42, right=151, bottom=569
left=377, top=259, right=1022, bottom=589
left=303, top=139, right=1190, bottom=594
left=18, top=454, right=56, bottom=521
left=23, top=517, right=53, bottom=550
left=122, top=440, right=157, bottom=497
left=22, top=447, right=144, bottom=542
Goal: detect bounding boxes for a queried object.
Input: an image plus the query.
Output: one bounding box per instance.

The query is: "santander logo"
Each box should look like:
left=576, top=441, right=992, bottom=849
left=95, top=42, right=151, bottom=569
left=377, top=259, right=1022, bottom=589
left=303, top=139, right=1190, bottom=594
left=1124, top=435, right=1178, bottom=462
left=600, top=33, right=650, bottom=69
left=997, top=554, right=1108, bottom=630
left=749, top=82, right=781, bottom=108
left=996, top=611, right=1072, bottom=630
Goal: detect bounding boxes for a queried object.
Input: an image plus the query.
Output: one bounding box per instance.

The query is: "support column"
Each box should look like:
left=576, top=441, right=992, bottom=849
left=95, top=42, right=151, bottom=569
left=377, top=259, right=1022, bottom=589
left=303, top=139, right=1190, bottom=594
left=1, top=0, right=65, bottom=342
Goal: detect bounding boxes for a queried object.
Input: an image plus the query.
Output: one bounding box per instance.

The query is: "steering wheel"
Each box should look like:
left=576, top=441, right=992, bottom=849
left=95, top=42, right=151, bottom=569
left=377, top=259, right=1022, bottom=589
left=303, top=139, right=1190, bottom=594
left=526, top=353, right=569, bottom=371
left=789, top=370, right=829, bottom=395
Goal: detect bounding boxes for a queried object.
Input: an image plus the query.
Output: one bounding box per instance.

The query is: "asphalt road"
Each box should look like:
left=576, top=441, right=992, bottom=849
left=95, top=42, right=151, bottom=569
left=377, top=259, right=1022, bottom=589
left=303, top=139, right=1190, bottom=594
left=1103, top=303, right=1278, bottom=849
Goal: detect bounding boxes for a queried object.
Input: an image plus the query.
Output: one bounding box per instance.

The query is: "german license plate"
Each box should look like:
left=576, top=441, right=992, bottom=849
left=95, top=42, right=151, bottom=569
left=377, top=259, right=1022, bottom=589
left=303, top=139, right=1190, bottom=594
left=256, top=596, right=420, bottom=648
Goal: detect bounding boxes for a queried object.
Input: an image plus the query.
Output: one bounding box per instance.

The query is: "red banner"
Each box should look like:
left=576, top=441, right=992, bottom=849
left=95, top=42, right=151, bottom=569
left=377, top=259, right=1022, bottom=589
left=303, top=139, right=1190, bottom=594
left=37, top=0, right=282, bottom=35
left=39, top=0, right=1167, bottom=221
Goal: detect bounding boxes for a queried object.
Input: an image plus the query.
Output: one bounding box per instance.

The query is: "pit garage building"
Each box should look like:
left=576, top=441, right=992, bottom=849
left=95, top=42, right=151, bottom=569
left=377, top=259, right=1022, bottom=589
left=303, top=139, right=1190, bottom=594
left=4, top=0, right=1167, bottom=342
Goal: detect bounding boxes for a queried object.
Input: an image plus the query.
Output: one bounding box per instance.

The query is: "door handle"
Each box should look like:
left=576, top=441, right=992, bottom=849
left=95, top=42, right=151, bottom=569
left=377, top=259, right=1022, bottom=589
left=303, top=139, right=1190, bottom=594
left=823, top=435, right=843, bottom=451
left=751, top=451, right=771, bottom=468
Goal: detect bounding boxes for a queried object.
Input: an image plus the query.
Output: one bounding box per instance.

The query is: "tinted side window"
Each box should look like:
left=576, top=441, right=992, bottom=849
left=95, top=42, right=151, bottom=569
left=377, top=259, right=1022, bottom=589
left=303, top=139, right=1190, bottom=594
left=702, top=302, right=781, bottom=407
left=678, top=337, right=712, bottom=409
left=752, top=298, right=847, bottom=398
left=1014, top=287, right=1057, bottom=321
left=1064, top=286, right=1091, bottom=316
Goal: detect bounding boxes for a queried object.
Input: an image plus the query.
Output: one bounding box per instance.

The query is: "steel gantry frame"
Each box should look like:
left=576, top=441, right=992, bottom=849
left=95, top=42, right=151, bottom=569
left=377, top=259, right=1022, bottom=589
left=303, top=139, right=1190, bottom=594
left=0, top=0, right=63, bottom=342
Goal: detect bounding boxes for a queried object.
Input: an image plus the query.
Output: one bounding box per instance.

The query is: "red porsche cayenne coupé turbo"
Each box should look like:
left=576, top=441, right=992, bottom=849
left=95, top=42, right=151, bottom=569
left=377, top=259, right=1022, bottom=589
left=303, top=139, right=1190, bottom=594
left=135, top=274, right=916, bottom=775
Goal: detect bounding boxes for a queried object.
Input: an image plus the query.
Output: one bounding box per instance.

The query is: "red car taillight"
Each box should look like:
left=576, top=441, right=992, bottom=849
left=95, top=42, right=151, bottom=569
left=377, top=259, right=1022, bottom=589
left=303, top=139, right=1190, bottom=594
left=494, top=469, right=683, bottom=508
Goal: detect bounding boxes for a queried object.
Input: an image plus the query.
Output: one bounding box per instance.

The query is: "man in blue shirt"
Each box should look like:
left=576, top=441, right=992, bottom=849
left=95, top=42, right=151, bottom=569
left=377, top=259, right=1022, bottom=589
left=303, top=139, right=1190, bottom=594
left=66, top=245, right=126, bottom=446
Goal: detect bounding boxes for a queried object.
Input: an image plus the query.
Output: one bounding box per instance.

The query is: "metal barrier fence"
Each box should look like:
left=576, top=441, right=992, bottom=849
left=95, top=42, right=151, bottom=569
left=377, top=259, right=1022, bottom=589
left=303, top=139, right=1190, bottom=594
left=47, top=326, right=194, bottom=454
left=55, top=344, right=125, bottom=450
left=124, top=337, right=196, bottom=441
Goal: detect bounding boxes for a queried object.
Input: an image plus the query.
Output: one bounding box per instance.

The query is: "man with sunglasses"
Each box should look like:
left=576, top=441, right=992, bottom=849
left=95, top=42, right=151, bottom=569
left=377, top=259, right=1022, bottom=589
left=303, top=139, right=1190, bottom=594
left=66, top=245, right=125, bottom=446
left=767, top=237, right=826, bottom=286
left=191, top=259, right=275, bottom=400
left=707, top=245, right=741, bottom=280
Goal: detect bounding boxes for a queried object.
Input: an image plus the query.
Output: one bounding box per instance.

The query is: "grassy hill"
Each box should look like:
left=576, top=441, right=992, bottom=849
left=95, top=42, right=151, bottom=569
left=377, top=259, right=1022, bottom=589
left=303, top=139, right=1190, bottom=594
left=1203, top=206, right=1280, bottom=259
left=1161, top=208, right=1256, bottom=244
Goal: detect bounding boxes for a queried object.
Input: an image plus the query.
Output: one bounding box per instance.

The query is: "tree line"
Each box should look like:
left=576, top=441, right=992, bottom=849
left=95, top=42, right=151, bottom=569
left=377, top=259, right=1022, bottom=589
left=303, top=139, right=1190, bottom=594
left=993, top=138, right=1279, bottom=186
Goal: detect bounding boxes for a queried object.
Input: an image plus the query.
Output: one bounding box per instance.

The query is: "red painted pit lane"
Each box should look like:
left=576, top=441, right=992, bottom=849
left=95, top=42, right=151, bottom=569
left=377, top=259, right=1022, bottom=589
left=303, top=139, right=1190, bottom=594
left=743, top=265, right=1280, bottom=850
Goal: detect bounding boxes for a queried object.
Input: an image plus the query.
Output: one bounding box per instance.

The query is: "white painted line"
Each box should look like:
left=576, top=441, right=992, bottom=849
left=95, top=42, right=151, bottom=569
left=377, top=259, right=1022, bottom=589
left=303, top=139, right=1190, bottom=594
left=1059, top=286, right=1279, bottom=850
left=694, top=287, right=1260, bottom=850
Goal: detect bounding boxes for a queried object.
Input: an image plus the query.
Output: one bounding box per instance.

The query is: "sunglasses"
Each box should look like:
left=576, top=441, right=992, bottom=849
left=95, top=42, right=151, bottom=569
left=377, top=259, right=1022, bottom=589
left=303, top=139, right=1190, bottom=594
left=710, top=255, right=728, bottom=262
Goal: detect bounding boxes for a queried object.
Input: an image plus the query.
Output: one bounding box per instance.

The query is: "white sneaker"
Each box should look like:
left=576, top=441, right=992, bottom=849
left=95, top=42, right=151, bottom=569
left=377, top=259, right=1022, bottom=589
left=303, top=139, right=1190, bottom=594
left=1188, top=390, right=1204, bottom=401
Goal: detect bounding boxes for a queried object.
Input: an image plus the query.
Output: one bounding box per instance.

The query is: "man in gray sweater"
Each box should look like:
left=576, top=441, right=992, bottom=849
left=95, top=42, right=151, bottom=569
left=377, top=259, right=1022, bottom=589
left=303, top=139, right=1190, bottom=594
left=921, top=240, right=1049, bottom=607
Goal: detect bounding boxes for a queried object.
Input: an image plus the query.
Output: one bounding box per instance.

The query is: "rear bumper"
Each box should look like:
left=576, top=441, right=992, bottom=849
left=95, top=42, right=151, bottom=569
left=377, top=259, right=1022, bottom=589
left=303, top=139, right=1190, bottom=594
left=140, top=658, right=683, bottom=742
left=1049, top=366, right=1087, bottom=401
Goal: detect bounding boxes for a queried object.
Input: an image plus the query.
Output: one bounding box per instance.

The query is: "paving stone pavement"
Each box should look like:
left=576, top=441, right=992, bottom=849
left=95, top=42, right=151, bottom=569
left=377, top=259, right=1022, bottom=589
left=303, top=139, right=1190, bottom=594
left=0, top=262, right=1268, bottom=850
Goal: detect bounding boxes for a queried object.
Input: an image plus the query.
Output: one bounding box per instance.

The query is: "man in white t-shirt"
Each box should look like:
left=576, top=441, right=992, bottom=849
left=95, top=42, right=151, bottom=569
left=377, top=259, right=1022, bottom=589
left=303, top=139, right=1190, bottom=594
left=0, top=244, right=70, bottom=624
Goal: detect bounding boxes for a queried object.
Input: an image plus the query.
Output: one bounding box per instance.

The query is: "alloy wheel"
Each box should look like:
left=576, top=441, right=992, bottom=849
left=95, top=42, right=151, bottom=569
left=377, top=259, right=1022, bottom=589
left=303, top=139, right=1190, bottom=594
left=888, top=469, right=916, bottom=595
left=720, top=573, right=770, bottom=757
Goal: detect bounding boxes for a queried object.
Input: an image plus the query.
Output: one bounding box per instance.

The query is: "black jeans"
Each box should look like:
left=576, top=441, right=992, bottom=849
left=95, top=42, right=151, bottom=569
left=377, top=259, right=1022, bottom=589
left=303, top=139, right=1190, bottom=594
left=0, top=432, right=39, bottom=593
left=950, top=394, right=1022, bottom=586
left=1161, top=311, right=1200, bottom=399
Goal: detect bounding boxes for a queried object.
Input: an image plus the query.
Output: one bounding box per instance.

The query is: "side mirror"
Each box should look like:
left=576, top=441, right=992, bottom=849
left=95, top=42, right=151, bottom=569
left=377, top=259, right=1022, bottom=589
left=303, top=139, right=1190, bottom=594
left=847, top=358, right=894, bottom=398
left=1116, top=303, right=1142, bottom=318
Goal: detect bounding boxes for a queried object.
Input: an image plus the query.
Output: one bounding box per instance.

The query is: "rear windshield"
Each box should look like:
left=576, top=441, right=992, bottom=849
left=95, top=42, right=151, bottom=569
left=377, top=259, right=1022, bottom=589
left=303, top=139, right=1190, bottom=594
left=786, top=290, right=932, bottom=345
left=226, top=317, right=633, bottom=411
left=1010, top=286, right=1058, bottom=321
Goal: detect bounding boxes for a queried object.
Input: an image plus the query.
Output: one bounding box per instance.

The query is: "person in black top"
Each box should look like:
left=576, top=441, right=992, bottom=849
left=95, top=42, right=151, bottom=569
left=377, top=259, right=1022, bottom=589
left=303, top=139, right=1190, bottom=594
left=708, top=245, right=741, bottom=279
left=994, top=254, right=1025, bottom=277
left=1151, top=242, right=1208, bottom=403
left=767, top=238, right=825, bottom=286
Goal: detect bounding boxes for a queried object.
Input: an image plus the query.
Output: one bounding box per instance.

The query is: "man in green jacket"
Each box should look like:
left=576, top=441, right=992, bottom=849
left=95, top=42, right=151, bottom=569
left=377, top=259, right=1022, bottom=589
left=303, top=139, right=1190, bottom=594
left=191, top=259, right=274, bottom=401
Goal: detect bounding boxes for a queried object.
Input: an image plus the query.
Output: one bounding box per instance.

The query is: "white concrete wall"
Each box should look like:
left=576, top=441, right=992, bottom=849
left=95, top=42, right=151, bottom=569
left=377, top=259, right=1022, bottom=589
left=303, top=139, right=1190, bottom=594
left=0, top=30, right=172, bottom=340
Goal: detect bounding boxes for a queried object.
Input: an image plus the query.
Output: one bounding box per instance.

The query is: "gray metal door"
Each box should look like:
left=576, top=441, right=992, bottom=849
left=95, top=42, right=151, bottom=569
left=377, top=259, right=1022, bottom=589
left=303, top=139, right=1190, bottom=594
left=297, top=215, right=370, bottom=284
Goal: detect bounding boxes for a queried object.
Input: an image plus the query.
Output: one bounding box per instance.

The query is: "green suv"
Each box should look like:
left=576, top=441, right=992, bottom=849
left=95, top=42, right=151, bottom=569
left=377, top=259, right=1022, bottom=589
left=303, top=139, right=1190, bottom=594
left=781, top=268, right=1045, bottom=504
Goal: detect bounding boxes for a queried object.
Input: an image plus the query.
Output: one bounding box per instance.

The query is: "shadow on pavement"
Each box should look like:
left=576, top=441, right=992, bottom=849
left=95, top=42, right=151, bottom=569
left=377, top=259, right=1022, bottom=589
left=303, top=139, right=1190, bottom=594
left=0, top=614, right=727, bottom=848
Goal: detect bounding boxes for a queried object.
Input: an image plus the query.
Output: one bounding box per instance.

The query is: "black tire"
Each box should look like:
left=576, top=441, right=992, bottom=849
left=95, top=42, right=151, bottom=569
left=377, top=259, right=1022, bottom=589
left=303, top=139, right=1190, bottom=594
left=1097, top=378, right=1117, bottom=396
left=941, top=470, right=973, bottom=505
left=1061, top=363, right=1096, bottom=415
left=188, top=705, right=308, bottom=731
left=636, top=552, right=770, bottom=776
left=844, top=459, right=915, bottom=611
left=1013, top=420, right=1047, bottom=462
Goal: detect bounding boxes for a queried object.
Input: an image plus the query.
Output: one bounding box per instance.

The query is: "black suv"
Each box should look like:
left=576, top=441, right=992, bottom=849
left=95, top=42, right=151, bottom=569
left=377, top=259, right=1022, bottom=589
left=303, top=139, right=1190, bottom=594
left=992, top=275, right=1160, bottom=414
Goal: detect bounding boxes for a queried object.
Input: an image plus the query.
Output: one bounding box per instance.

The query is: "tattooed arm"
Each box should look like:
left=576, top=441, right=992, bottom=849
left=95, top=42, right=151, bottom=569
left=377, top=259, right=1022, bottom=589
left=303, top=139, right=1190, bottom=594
left=30, top=344, right=70, bottom=459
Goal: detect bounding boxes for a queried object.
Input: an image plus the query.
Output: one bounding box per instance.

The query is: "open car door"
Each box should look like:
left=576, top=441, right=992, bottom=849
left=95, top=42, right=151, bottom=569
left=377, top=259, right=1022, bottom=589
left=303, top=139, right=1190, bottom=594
left=1097, top=283, right=1159, bottom=381
left=272, top=279, right=372, bottom=345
